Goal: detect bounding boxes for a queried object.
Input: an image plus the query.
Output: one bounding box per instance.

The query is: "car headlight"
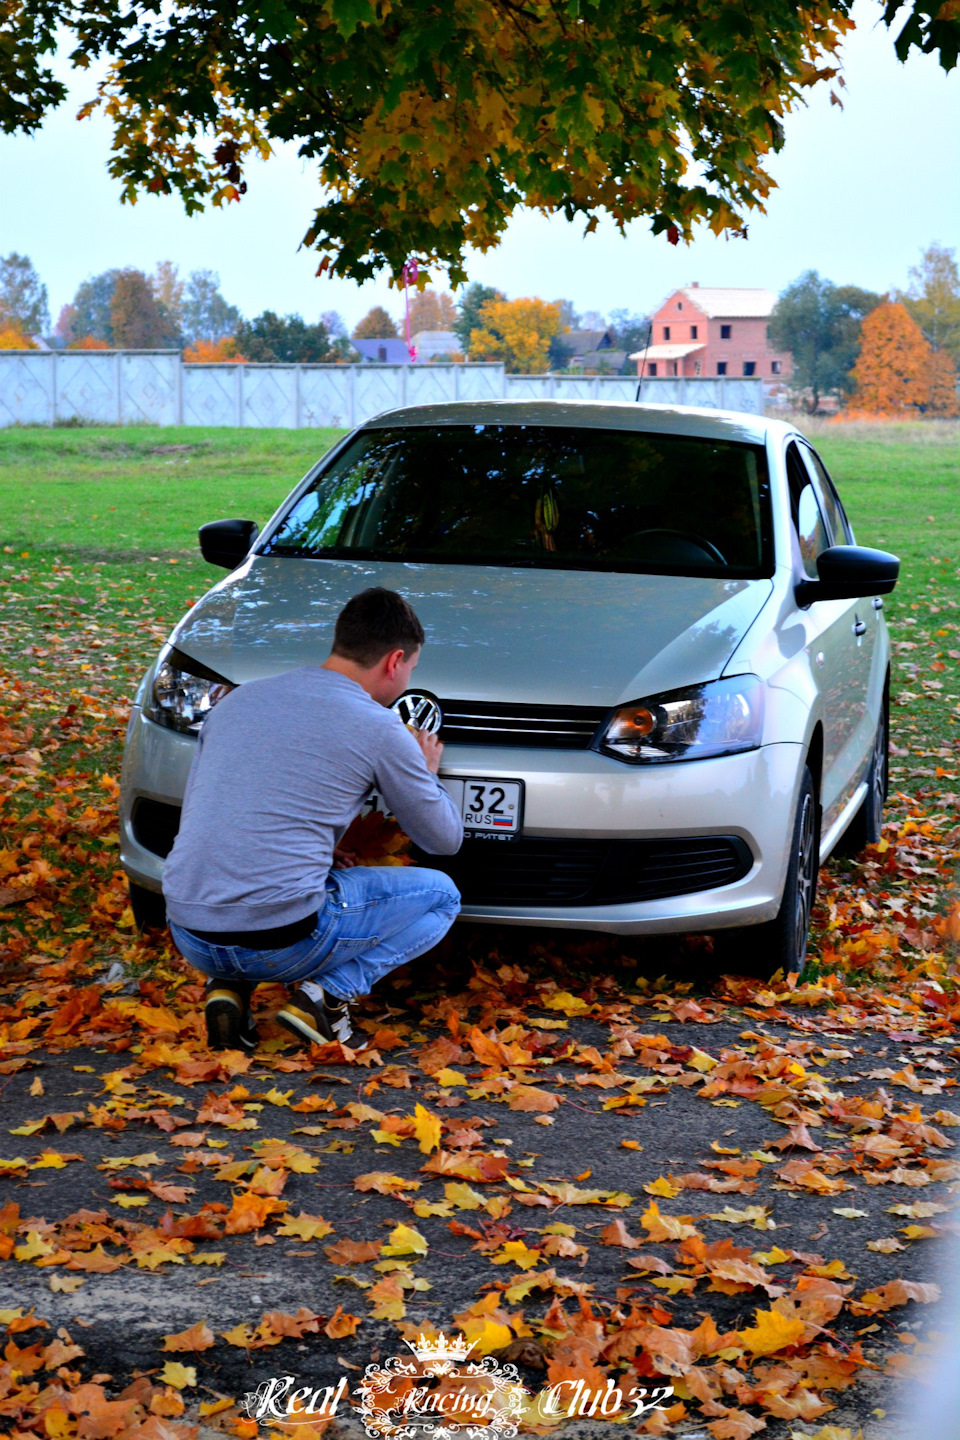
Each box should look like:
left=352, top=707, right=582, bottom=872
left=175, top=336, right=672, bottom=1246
left=144, top=647, right=235, bottom=734
left=593, top=676, right=764, bottom=764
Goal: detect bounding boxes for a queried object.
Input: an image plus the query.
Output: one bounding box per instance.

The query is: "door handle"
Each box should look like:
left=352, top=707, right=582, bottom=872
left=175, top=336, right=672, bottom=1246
left=872, top=597, right=884, bottom=610
left=853, top=620, right=867, bottom=636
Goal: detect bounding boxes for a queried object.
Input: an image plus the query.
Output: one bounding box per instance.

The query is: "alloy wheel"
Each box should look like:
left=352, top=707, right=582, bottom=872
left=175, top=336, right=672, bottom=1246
left=870, top=710, right=888, bottom=836
left=793, top=792, right=817, bottom=969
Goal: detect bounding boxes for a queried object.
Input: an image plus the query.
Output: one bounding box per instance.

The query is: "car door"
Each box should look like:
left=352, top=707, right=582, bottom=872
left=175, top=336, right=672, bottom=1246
left=785, top=441, right=864, bottom=835
left=800, top=442, right=880, bottom=774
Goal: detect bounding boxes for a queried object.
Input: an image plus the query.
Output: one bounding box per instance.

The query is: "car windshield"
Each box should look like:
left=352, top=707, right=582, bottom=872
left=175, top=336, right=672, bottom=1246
left=261, top=424, right=772, bottom=577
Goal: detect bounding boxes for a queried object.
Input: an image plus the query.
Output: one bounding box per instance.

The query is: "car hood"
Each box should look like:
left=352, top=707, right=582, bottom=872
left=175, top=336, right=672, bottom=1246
left=169, top=558, right=772, bottom=706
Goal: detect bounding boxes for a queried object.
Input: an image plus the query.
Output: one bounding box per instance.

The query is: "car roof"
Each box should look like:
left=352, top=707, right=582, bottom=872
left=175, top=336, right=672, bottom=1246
left=362, top=398, right=797, bottom=447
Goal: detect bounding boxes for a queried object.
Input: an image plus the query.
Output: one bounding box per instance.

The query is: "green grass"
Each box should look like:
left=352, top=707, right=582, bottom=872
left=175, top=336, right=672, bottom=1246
left=0, top=425, right=343, bottom=558
left=1, top=419, right=958, bottom=784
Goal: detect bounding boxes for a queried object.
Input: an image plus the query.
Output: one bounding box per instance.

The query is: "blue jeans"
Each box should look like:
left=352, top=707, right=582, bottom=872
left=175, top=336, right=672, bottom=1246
left=169, top=866, right=460, bottom=1002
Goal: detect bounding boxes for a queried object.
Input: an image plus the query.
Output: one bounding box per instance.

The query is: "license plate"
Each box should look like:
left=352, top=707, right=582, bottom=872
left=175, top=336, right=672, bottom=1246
left=442, top=778, right=524, bottom=840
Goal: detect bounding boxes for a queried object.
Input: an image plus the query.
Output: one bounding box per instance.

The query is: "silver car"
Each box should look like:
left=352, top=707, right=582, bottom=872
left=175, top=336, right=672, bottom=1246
left=119, top=400, right=898, bottom=971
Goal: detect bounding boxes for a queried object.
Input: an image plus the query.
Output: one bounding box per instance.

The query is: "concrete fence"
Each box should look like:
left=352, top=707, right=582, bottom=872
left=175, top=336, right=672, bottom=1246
left=0, top=350, right=764, bottom=429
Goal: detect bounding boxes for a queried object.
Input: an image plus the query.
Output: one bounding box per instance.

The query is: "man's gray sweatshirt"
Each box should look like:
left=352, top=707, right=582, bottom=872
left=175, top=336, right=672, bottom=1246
left=162, top=667, right=462, bottom=932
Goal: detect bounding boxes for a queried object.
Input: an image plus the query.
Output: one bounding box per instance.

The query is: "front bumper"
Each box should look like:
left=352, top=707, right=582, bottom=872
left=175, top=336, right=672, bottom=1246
left=120, top=707, right=805, bottom=935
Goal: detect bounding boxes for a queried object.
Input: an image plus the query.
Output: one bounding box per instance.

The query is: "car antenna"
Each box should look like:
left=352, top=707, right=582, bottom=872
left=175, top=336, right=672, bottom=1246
left=634, top=321, right=653, bottom=403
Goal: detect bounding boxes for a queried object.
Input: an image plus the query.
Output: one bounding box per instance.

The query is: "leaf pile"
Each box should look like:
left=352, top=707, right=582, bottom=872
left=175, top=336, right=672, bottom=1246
left=2, top=557, right=960, bottom=1438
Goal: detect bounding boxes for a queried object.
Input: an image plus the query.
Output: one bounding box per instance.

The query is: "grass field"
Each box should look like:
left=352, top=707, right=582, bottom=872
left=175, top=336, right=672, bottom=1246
left=1, top=418, right=959, bottom=784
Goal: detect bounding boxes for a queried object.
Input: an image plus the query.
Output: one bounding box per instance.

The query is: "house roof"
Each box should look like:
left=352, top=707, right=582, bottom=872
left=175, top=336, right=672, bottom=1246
left=664, top=287, right=777, bottom=319
left=628, top=342, right=705, bottom=361
left=554, top=329, right=612, bottom=355
left=411, top=330, right=459, bottom=345
left=352, top=338, right=413, bottom=363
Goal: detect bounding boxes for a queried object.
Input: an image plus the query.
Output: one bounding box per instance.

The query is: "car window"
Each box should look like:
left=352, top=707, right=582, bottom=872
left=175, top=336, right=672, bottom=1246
left=801, top=445, right=854, bottom=543
left=786, top=441, right=830, bottom=579
left=262, top=425, right=774, bottom=578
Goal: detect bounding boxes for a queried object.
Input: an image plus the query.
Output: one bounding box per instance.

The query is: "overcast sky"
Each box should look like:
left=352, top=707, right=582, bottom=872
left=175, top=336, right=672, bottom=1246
left=1, top=1, right=957, bottom=332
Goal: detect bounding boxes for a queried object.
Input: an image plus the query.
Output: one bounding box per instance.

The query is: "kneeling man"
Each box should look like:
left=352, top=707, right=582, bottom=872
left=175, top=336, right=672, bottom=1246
left=163, top=587, right=462, bottom=1051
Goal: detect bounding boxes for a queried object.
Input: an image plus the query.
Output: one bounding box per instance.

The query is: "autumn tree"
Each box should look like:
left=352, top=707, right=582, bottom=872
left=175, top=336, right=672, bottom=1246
left=353, top=307, right=399, bottom=340
left=470, top=297, right=562, bottom=374
left=0, top=253, right=49, bottom=337
left=851, top=301, right=958, bottom=416
left=767, top=272, right=884, bottom=413
left=151, top=260, right=184, bottom=336
left=453, top=284, right=504, bottom=354
left=407, top=288, right=458, bottom=334
left=110, top=269, right=179, bottom=347
left=4, top=3, right=958, bottom=286
left=0, top=322, right=34, bottom=349
left=183, top=336, right=245, bottom=362
left=899, top=243, right=960, bottom=365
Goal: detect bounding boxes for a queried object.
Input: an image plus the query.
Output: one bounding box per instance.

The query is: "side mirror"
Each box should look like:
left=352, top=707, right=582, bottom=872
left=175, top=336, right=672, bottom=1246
left=796, top=544, right=900, bottom=607
left=199, top=518, right=260, bottom=570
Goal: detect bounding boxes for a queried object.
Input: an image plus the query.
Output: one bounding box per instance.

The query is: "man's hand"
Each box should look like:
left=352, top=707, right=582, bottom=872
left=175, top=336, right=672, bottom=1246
left=413, top=727, right=443, bottom=774
left=332, top=846, right=359, bottom=869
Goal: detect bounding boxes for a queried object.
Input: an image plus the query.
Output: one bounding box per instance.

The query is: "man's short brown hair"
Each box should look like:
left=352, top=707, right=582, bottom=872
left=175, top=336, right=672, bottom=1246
left=332, top=587, right=425, bottom=668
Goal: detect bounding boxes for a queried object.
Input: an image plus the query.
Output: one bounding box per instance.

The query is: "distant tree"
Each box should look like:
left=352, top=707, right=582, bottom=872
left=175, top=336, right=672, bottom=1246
left=109, top=269, right=179, bottom=347
left=180, top=269, right=242, bottom=344
left=408, top=288, right=458, bottom=334
left=0, top=321, right=34, bottom=349
left=183, top=336, right=245, bottom=362
left=767, top=271, right=884, bottom=413
left=554, top=299, right=580, bottom=331
left=236, top=311, right=336, bottom=362
left=321, top=310, right=348, bottom=338
left=151, top=260, right=185, bottom=339
left=851, top=302, right=958, bottom=416
left=0, top=253, right=49, bottom=336
left=352, top=306, right=399, bottom=340
left=53, top=304, right=78, bottom=346
left=453, top=283, right=505, bottom=353
left=470, top=297, right=563, bottom=373
left=579, top=309, right=607, bottom=331
left=899, top=243, right=960, bottom=365
left=70, top=335, right=110, bottom=350
left=607, top=308, right=652, bottom=356
left=71, top=270, right=121, bottom=343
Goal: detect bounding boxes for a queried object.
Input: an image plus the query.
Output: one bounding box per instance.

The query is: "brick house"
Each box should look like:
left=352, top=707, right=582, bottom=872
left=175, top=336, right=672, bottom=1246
left=630, top=285, right=791, bottom=382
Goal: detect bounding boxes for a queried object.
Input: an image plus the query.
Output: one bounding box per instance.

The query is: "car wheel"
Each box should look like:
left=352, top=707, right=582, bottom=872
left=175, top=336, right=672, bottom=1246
left=714, top=767, right=819, bottom=977
left=834, top=701, right=889, bottom=857
left=128, top=880, right=167, bottom=931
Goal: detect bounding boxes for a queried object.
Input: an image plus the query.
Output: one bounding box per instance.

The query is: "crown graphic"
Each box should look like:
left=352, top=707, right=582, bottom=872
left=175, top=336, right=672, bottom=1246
left=405, top=1332, right=476, bottom=1363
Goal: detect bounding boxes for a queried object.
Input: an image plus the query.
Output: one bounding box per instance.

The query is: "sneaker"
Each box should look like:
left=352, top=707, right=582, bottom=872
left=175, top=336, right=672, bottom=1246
left=277, top=985, right=367, bottom=1051
left=204, top=978, right=257, bottom=1052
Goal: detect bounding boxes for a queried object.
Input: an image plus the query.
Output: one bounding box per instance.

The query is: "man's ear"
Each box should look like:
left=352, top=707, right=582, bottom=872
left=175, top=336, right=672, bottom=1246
left=383, top=647, right=407, bottom=680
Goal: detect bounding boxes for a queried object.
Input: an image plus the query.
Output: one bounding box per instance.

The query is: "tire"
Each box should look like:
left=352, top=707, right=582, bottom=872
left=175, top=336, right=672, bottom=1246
left=714, top=766, right=819, bottom=977
left=128, top=880, right=167, bottom=931
left=833, top=699, right=889, bottom=857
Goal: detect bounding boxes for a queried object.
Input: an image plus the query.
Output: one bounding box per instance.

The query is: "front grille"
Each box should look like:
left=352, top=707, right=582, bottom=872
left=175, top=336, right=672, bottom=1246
left=132, top=799, right=752, bottom=909
left=415, top=835, right=753, bottom=907
left=439, top=700, right=608, bottom=749
left=132, top=799, right=181, bottom=858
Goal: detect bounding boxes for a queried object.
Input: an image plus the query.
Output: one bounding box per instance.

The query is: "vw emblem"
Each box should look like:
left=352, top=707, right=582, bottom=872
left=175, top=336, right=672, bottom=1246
left=392, top=690, right=443, bottom=734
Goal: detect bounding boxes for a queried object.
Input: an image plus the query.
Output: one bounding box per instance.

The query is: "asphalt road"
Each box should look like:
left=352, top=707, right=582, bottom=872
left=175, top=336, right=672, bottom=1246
left=1, top=931, right=958, bottom=1438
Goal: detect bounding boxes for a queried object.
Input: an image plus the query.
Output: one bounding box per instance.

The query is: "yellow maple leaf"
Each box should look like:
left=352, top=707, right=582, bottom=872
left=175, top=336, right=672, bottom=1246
left=434, top=1068, right=467, bottom=1086
left=112, top=1194, right=150, bottom=1209
left=160, top=1360, right=197, bottom=1389
left=444, top=1182, right=485, bottom=1211
left=412, top=1103, right=442, bottom=1154
left=491, top=1240, right=541, bottom=1270
left=275, top=1213, right=333, bottom=1242
left=382, top=1222, right=428, bottom=1257
left=644, top=1175, right=681, bottom=1198
left=739, top=1307, right=806, bottom=1356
